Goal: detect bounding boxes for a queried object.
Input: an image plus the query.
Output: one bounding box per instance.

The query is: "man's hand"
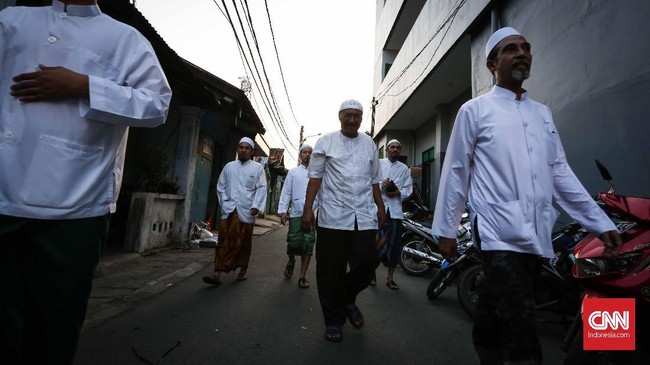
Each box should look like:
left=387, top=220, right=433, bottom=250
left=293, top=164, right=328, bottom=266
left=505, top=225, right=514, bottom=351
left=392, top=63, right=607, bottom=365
left=279, top=213, right=288, bottom=225
left=250, top=208, right=259, bottom=217
left=382, top=179, right=399, bottom=197
left=301, top=208, right=315, bottom=233
left=11, top=64, right=89, bottom=102
left=600, top=230, right=622, bottom=258
left=377, top=209, right=387, bottom=228
left=439, top=236, right=458, bottom=262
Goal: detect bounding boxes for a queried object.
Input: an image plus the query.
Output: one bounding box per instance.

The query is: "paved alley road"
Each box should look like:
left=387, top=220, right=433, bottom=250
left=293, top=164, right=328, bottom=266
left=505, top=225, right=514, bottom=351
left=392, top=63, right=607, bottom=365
left=75, top=225, right=568, bottom=365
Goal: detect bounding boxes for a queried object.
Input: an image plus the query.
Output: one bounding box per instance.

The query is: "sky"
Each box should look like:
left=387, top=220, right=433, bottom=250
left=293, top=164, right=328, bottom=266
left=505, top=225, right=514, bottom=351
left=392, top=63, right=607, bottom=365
left=135, top=0, right=377, bottom=165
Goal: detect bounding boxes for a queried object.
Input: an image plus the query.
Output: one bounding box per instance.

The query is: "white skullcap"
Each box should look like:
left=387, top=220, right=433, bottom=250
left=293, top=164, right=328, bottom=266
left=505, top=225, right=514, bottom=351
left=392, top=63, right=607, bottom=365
left=239, top=136, right=254, bottom=149
left=339, top=99, right=363, bottom=113
left=485, top=27, right=522, bottom=58
left=387, top=139, right=401, bottom=148
left=299, top=143, right=312, bottom=152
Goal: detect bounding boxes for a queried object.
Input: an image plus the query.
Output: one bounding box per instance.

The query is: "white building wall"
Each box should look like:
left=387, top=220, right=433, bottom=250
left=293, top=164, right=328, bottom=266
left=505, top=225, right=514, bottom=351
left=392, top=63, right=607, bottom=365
left=373, top=0, right=490, bottom=133
left=374, top=0, right=650, bottom=210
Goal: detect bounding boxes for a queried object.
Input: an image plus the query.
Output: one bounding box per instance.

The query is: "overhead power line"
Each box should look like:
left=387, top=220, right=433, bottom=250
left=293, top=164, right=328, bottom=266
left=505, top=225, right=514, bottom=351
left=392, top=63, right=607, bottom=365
left=215, top=0, right=298, bottom=152
left=263, top=0, right=301, bottom=128
left=233, top=0, right=293, bottom=143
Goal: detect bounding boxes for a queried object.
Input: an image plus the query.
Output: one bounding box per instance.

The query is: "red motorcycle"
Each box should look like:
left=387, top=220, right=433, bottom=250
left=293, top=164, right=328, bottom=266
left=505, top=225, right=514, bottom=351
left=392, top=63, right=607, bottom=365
left=562, top=160, right=650, bottom=364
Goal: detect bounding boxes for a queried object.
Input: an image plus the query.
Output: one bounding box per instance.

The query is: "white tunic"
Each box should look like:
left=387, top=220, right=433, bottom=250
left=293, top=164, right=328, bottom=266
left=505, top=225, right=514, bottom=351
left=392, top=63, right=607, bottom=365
left=0, top=1, right=172, bottom=219
left=308, top=131, right=382, bottom=231
left=432, top=86, right=615, bottom=258
left=217, top=159, right=267, bottom=224
left=277, top=164, right=317, bottom=218
left=379, top=158, right=412, bottom=220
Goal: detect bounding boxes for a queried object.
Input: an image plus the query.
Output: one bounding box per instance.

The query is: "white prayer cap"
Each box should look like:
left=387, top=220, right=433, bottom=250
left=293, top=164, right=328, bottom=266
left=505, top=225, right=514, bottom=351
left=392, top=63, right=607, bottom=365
left=339, top=99, right=363, bottom=113
left=239, top=136, right=254, bottom=149
left=387, top=139, right=401, bottom=148
left=485, top=27, right=522, bottom=58
left=299, top=143, right=313, bottom=152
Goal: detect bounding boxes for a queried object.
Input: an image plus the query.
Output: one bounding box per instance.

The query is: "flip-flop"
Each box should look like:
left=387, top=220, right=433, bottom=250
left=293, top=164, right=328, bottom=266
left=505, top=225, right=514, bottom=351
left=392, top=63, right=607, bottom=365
left=346, top=305, right=364, bottom=329
left=283, top=263, right=295, bottom=279
left=324, top=325, right=343, bottom=342
left=298, top=278, right=310, bottom=288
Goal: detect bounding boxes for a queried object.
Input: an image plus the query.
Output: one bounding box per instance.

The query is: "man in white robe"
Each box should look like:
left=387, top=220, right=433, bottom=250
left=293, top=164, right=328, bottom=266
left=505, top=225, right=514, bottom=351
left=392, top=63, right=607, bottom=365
left=302, top=99, right=386, bottom=342
left=432, top=27, right=621, bottom=364
left=203, top=137, right=267, bottom=285
left=278, top=144, right=316, bottom=288
left=0, top=1, right=172, bottom=363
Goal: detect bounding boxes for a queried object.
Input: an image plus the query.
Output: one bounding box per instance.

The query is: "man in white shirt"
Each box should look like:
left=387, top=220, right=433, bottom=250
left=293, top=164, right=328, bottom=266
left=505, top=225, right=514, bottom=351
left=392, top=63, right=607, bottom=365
left=373, top=139, right=412, bottom=290
left=0, top=1, right=171, bottom=364
left=302, top=99, right=387, bottom=342
left=203, top=137, right=267, bottom=285
left=278, top=144, right=316, bottom=288
left=431, top=27, right=621, bottom=364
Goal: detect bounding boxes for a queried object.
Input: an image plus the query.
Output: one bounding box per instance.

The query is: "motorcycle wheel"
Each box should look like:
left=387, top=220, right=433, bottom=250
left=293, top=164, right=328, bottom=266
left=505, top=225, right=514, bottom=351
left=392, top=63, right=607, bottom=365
left=457, top=264, right=484, bottom=319
left=400, top=239, right=436, bottom=277
left=400, top=231, right=417, bottom=245
left=427, top=269, right=455, bottom=299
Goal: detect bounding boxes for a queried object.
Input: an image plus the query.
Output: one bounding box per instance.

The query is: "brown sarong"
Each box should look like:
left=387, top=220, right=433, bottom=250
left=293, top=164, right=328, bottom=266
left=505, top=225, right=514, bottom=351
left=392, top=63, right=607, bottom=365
left=213, top=211, right=254, bottom=272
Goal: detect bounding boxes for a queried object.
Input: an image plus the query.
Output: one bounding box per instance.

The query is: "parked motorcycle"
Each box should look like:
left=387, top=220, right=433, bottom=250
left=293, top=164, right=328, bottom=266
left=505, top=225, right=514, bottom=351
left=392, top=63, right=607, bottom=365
left=426, top=239, right=480, bottom=299
left=455, top=220, right=588, bottom=321
left=400, top=206, right=471, bottom=277
left=400, top=218, right=443, bottom=276
left=562, top=160, right=650, bottom=364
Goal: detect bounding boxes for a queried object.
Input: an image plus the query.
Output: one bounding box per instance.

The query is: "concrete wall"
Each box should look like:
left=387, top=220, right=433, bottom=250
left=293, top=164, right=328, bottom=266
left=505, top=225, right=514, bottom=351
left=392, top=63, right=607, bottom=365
left=125, top=193, right=185, bottom=253
left=470, top=0, right=650, bottom=197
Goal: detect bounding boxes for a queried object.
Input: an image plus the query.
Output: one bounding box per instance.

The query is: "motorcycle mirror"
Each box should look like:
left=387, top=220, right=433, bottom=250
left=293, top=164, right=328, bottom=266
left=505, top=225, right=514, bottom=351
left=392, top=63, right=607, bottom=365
left=595, top=159, right=615, bottom=193
left=595, top=159, right=613, bottom=181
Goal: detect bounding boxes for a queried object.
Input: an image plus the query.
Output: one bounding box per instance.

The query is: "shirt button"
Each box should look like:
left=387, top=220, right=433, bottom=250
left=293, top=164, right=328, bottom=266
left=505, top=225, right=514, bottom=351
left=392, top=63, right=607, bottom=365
left=59, top=12, right=67, bottom=19
left=523, top=123, right=528, bottom=127
left=533, top=174, right=537, bottom=179
left=48, top=36, right=57, bottom=43
left=4, top=131, right=13, bottom=139
left=528, top=147, right=533, bottom=152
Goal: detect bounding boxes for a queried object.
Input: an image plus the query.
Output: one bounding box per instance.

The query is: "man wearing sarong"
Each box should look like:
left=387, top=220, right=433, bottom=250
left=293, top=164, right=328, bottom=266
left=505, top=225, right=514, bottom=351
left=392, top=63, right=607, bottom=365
left=372, top=139, right=412, bottom=290
left=203, top=137, right=267, bottom=285
left=278, top=143, right=317, bottom=288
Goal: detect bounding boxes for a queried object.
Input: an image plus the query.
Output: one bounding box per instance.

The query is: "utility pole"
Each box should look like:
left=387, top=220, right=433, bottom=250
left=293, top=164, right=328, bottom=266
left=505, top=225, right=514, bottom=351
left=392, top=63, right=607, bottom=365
left=297, top=125, right=304, bottom=167
left=370, top=97, right=377, bottom=137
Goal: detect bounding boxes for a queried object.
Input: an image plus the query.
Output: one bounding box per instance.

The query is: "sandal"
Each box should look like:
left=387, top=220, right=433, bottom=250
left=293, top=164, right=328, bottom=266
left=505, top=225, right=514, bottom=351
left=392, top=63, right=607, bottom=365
left=386, top=280, right=399, bottom=290
left=298, top=278, right=310, bottom=288
left=236, top=274, right=248, bottom=281
left=202, top=276, right=221, bottom=286
left=346, top=305, right=364, bottom=329
left=324, top=326, right=342, bottom=342
left=283, top=262, right=295, bottom=279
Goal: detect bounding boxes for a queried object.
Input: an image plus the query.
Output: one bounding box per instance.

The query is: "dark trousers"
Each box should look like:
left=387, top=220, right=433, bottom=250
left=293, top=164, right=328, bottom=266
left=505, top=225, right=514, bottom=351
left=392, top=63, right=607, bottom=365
left=315, top=226, right=377, bottom=327
left=473, top=250, right=542, bottom=365
left=0, top=214, right=109, bottom=365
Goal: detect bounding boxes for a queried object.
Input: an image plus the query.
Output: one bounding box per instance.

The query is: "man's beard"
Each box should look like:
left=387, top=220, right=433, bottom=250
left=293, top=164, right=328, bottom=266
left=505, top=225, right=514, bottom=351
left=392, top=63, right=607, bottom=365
left=512, top=69, right=530, bottom=81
